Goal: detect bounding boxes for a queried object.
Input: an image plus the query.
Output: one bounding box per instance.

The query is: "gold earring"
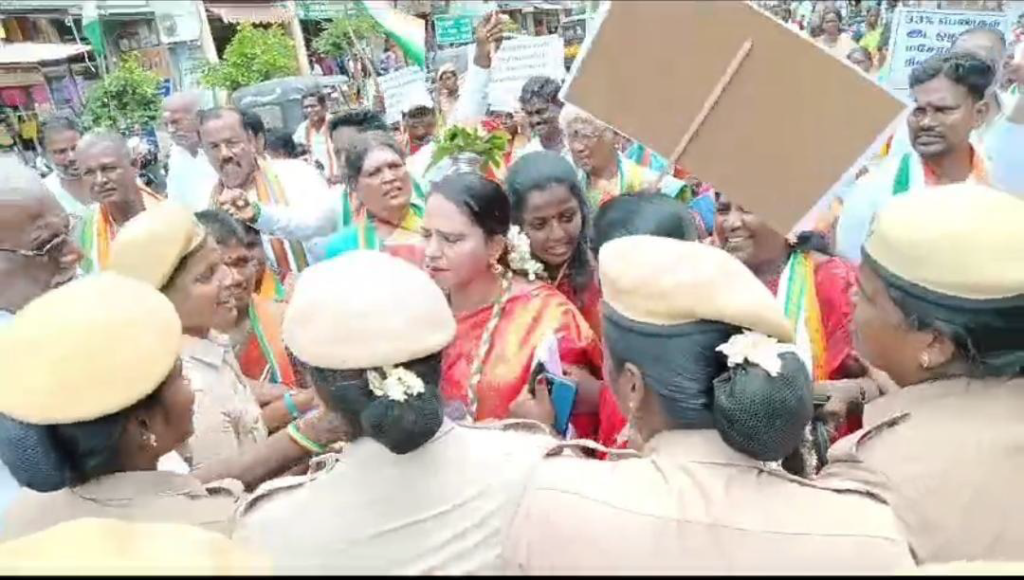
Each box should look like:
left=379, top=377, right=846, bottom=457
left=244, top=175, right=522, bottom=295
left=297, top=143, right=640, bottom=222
left=919, top=352, right=931, bottom=369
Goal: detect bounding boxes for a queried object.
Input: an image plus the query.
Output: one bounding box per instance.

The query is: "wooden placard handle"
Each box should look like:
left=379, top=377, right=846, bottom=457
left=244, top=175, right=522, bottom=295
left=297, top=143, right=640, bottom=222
left=657, top=38, right=754, bottom=184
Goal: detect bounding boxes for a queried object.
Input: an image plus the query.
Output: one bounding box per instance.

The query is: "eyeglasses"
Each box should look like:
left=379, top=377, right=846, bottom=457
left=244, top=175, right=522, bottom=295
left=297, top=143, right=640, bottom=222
left=0, top=214, right=81, bottom=259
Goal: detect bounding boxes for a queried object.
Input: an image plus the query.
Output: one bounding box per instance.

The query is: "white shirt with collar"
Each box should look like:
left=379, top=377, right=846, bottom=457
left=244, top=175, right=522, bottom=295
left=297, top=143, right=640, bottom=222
left=292, top=119, right=333, bottom=178
left=166, top=144, right=220, bottom=213
left=42, top=173, right=93, bottom=219
left=836, top=100, right=1024, bottom=264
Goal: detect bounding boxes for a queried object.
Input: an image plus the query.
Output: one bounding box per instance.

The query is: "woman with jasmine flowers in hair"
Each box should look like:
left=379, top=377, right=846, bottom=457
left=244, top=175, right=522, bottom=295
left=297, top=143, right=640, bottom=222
left=421, top=173, right=605, bottom=440
left=234, top=251, right=560, bottom=574
left=504, top=236, right=913, bottom=574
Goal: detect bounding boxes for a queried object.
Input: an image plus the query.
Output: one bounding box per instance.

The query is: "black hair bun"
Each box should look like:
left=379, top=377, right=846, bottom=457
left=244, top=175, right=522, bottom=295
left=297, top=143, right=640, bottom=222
left=360, top=386, right=444, bottom=455
left=712, top=352, right=813, bottom=462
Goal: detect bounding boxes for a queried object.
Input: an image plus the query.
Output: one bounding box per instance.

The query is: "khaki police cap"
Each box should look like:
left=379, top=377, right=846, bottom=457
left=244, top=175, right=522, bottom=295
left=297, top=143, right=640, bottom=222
left=284, top=251, right=456, bottom=370
left=598, top=235, right=794, bottom=341
left=107, top=201, right=205, bottom=289
left=864, top=184, right=1024, bottom=301
left=0, top=273, right=182, bottom=424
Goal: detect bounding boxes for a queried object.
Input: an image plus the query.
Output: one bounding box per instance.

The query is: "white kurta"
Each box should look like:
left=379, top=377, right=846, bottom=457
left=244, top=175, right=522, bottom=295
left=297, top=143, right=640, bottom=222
left=166, top=144, right=220, bottom=213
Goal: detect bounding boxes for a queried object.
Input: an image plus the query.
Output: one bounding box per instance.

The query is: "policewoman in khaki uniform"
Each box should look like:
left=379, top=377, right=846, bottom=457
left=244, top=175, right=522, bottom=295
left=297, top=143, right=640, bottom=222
left=233, top=251, right=558, bottom=574
left=106, top=203, right=342, bottom=490
left=820, top=184, right=1024, bottom=564
left=504, top=236, right=914, bottom=574
left=0, top=517, right=269, bottom=575
left=0, top=274, right=242, bottom=540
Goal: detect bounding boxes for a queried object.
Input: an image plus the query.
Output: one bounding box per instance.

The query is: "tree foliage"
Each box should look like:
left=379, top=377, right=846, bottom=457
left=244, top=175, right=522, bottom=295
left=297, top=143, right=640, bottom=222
left=313, top=9, right=383, bottom=57
left=201, top=24, right=298, bottom=92
left=81, top=53, right=163, bottom=132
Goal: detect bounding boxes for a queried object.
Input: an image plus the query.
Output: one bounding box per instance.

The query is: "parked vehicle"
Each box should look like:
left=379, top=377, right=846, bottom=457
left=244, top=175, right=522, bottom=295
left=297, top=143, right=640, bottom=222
left=231, top=75, right=350, bottom=135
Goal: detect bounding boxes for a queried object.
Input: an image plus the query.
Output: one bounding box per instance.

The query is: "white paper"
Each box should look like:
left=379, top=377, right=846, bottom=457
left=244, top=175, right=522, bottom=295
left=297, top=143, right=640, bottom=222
left=486, top=35, right=566, bottom=113
left=882, top=7, right=1010, bottom=99
left=530, top=331, right=564, bottom=379
left=378, top=66, right=433, bottom=124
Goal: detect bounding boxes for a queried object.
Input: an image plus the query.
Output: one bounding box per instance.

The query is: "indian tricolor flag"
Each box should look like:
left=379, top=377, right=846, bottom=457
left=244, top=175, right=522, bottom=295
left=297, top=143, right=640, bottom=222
left=359, top=1, right=426, bottom=69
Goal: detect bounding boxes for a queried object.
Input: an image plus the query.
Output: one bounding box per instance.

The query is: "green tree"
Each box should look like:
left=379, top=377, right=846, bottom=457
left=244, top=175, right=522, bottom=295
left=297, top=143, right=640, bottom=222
left=201, top=24, right=298, bottom=92
left=313, top=9, right=382, bottom=58
left=81, top=53, right=163, bottom=132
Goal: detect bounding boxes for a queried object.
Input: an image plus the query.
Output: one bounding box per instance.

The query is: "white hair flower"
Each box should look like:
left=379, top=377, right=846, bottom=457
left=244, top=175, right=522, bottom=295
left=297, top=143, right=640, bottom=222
left=366, top=365, right=426, bottom=403
left=506, top=225, right=546, bottom=281
left=715, top=331, right=798, bottom=377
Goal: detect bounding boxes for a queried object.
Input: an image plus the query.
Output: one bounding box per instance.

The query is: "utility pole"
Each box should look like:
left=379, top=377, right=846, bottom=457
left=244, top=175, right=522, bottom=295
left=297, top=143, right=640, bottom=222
left=286, top=0, right=312, bottom=75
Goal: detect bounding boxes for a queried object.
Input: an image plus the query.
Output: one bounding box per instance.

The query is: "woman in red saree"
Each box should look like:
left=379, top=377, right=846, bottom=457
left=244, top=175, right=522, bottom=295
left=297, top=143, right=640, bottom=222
left=422, top=172, right=604, bottom=439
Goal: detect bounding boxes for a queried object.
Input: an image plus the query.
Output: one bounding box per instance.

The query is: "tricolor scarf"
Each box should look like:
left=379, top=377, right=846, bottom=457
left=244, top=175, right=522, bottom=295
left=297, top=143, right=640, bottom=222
left=79, top=184, right=163, bottom=274
left=891, top=146, right=989, bottom=197
left=775, top=251, right=829, bottom=382
left=244, top=273, right=296, bottom=386
left=355, top=202, right=425, bottom=250
left=213, top=161, right=311, bottom=276
left=581, top=154, right=651, bottom=211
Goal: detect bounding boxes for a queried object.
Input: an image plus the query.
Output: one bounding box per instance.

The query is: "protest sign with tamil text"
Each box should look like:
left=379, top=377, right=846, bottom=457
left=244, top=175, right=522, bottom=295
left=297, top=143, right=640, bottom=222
left=562, top=1, right=905, bottom=235
left=882, top=7, right=1009, bottom=99
left=378, top=66, right=432, bottom=124
left=485, top=35, right=565, bottom=113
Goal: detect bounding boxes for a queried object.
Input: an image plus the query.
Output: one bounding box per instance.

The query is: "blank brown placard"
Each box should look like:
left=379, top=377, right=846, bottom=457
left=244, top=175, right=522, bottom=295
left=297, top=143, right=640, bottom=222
left=563, top=1, right=905, bottom=234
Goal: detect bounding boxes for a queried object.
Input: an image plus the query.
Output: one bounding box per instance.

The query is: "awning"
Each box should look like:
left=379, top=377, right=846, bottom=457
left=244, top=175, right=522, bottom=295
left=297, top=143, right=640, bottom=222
left=0, top=66, right=46, bottom=88
left=0, top=43, right=92, bottom=66
left=206, top=1, right=295, bottom=24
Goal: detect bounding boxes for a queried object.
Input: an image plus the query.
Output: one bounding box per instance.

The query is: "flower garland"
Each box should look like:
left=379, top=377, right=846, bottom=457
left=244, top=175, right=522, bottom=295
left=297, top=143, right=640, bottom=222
left=366, top=365, right=426, bottom=403
left=506, top=225, right=546, bottom=281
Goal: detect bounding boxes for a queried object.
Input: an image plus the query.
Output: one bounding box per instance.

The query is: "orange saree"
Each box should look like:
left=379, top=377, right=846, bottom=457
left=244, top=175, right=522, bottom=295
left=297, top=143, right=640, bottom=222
left=441, top=282, right=604, bottom=439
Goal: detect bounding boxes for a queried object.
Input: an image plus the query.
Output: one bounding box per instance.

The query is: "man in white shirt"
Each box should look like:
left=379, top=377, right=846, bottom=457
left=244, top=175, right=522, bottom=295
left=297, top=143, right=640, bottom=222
left=292, top=90, right=337, bottom=184
left=513, top=76, right=575, bottom=167
left=0, top=158, right=85, bottom=532
left=162, top=92, right=219, bottom=212
left=38, top=113, right=92, bottom=219
left=200, top=107, right=338, bottom=270
left=836, top=51, right=1024, bottom=263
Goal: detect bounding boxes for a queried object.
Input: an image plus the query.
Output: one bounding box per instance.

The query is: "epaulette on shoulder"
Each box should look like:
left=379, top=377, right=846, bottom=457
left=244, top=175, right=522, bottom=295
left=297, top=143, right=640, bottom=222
left=545, top=438, right=641, bottom=460
left=236, top=452, right=342, bottom=518
left=203, top=477, right=245, bottom=499
left=463, top=418, right=558, bottom=437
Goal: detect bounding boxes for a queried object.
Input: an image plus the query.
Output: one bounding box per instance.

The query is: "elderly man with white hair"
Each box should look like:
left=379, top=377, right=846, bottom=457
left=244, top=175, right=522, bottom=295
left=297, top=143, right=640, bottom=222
left=559, top=105, right=686, bottom=212
left=0, top=157, right=84, bottom=531
left=162, top=92, right=219, bottom=212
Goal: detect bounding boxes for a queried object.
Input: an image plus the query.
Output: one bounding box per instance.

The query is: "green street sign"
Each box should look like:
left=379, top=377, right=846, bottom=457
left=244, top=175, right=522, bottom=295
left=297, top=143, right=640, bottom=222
left=296, top=0, right=356, bottom=21
left=434, top=15, right=475, bottom=46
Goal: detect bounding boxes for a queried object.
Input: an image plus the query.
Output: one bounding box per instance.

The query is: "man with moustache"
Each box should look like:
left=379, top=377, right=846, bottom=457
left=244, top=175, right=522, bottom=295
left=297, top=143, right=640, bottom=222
left=39, top=113, right=92, bottom=219
left=162, top=92, right=219, bottom=212
left=0, top=157, right=84, bottom=530
left=74, top=131, right=163, bottom=274
left=836, top=51, right=1024, bottom=264
left=200, top=107, right=337, bottom=274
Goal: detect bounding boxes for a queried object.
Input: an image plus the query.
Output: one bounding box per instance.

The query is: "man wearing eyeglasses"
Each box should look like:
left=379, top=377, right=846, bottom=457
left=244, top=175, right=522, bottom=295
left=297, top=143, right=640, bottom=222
left=75, top=131, right=164, bottom=274
left=0, top=156, right=84, bottom=533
